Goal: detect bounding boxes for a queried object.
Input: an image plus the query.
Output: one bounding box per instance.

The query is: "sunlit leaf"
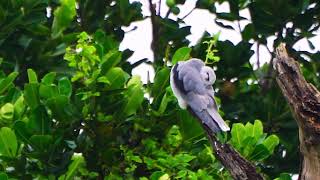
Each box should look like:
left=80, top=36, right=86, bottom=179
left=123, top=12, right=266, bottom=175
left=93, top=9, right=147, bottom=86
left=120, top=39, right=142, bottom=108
left=27, top=69, right=38, bottom=83
left=41, top=72, right=56, bottom=85
left=172, top=47, right=191, bottom=65
left=0, top=127, right=18, bottom=158
left=230, top=123, right=246, bottom=150
left=52, top=0, right=76, bottom=38
left=104, top=67, right=126, bottom=90
left=123, top=76, right=144, bottom=116
left=0, top=103, right=14, bottom=124
left=263, top=135, right=279, bottom=153
left=59, top=154, right=85, bottom=180
left=0, top=72, right=18, bottom=94
left=152, top=67, right=170, bottom=98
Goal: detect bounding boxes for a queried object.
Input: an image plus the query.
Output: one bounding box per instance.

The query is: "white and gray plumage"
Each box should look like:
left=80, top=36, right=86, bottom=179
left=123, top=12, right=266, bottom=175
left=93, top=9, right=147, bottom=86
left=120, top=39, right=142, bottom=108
left=170, top=58, right=230, bottom=133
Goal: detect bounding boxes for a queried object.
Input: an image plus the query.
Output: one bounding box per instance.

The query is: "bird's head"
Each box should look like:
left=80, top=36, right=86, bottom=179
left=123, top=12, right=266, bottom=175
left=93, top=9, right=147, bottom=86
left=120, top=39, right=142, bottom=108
left=200, top=66, right=216, bottom=85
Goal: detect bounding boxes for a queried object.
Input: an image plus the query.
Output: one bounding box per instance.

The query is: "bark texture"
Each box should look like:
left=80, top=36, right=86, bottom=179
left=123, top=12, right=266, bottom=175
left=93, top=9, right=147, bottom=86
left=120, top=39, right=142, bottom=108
left=188, top=108, right=264, bottom=180
left=273, top=43, right=320, bottom=180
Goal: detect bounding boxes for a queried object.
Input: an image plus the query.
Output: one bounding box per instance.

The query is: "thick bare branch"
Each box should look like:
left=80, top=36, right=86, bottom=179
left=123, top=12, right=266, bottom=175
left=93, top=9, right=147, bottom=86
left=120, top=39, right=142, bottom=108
left=187, top=108, right=264, bottom=180
left=273, top=43, right=320, bottom=180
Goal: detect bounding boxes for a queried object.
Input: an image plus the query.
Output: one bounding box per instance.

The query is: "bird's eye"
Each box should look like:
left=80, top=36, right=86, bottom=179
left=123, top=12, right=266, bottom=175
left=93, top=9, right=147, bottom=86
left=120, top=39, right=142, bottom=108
left=206, top=72, right=210, bottom=81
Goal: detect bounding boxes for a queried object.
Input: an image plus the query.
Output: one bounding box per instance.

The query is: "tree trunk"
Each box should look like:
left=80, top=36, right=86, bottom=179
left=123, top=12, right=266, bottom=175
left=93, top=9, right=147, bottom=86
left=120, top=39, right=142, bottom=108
left=273, top=43, right=320, bottom=180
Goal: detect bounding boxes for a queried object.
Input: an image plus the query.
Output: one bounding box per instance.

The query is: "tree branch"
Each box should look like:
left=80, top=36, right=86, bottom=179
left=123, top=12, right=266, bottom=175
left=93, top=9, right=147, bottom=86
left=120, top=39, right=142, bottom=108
left=148, top=0, right=161, bottom=67
left=181, top=7, right=196, bottom=20
left=260, top=45, right=275, bottom=93
left=158, top=0, right=161, bottom=16
left=187, top=108, right=264, bottom=180
left=273, top=43, right=320, bottom=180
left=256, top=42, right=260, bottom=69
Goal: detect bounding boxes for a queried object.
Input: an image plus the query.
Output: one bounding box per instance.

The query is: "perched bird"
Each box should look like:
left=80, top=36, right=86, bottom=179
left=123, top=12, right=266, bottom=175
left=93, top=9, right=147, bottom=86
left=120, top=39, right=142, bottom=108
left=170, top=58, right=230, bottom=133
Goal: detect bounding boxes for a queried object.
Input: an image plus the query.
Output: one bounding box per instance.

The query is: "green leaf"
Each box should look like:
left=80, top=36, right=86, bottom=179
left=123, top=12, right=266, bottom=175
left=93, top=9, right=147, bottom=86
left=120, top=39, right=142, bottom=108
left=244, top=120, right=263, bottom=143
left=250, top=144, right=270, bottom=161
left=0, top=127, right=18, bottom=158
left=244, top=122, right=253, bottom=139
left=242, top=23, right=255, bottom=41
left=104, top=67, right=126, bottom=90
left=216, top=12, right=238, bottom=21
left=156, top=91, right=171, bottom=115
left=231, top=123, right=246, bottom=150
left=0, top=172, right=8, bottom=180
left=97, top=76, right=110, bottom=84
left=175, top=153, right=196, bottom=163
left=274, top=173, right=291, bottom=180
left=165, top=125, right=182, bottom=148
left=39, top=84, right=59, bottom=99
left=176, top=170, right=188, bottom=178
left=242, top=137, right=256, bottom=157
left=123, top=76, right=144, bottom=116
left=150, top=171, right=166, bottom=180
left=151, top=67, right=170, bottom=98
left=0, top=72, right=18, bottom=94
left=58, top=77, right=72, bottom=97
left=27, top=106, right=50, bottom=135
left=0, top=103, right=14, bottom=123
left=24, top=83, right=40, bottom=110
left=101, top=51, right=122, bottom=74
left=252, top=120, right=263, bottom=142
left=29, top=135, right=53, bottom=151
left=262, top=135, right=279, bottom=153
left=59, top=154, right=85, bottom=180
left=178, top=109, right=204, bottom=141
left=46, top=95, right=71, bottom=120
left=27, top=69, right=38, bottom=83
left=14, top=95, right=25, bottom=120
left=166, top=0, right=176, bottom=7
left=52, top=0, right=76, bottom=38
left=131, top=155, right=143, bottom=163
left=159, top=174, right=170, bottom=180
left=172, top=47, right=191, bottom=65
left=41, top=72, right=56, bottom=85
left=13, top=121, right=32, bottom=144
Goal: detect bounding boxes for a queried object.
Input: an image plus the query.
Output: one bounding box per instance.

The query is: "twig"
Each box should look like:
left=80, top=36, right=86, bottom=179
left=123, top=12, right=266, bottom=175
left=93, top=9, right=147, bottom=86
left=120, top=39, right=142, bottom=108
left=165, top=9, right=171, bottom=18
left=237, top=20, right=243, bottom=40
left=181, top=7, right=196, bottom=20
left=158, top=0, right=161, bottom=16
left=237, top=20, right=242, bottom=33
left=257, top=42, right=260, bottom=69
left=260, top=44, right=275, bottom=93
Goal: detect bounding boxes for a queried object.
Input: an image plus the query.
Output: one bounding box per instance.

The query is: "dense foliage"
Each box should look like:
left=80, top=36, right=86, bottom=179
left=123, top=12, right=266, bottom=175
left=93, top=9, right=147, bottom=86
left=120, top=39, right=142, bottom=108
left=0, top=0, right=319, bottom=179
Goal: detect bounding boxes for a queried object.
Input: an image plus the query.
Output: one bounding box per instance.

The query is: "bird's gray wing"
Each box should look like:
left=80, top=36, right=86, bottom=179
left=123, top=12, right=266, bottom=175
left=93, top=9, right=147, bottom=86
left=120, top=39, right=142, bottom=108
left=186, top=92, right=222, bottom=133
left=176, top=64, right=207, bottom=95
left=186, top=92, right=230, bottom=133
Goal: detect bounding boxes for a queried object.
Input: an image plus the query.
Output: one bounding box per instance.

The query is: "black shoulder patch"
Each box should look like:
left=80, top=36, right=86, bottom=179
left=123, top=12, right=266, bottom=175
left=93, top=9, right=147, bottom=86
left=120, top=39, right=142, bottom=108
left=173, top=64, right=188, bottom=94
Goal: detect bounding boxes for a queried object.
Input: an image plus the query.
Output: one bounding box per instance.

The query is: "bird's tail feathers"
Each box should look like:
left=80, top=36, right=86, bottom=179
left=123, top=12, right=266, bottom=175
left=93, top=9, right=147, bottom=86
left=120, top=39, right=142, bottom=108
left=207, top=109, right=230, bottom=132
left=188, top=108, right=229, bottom=133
